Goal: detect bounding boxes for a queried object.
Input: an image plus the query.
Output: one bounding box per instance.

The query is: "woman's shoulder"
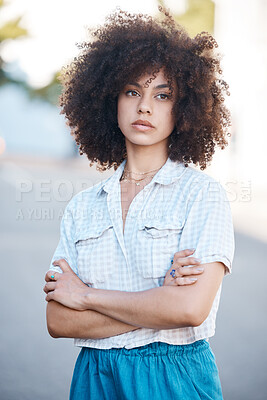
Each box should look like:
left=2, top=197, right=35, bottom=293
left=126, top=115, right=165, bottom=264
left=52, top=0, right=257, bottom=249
left=64, top=176, right=110, bottom=213
left=170, top=164, right=229, bottom=209
left=179, top=164, right=223, bottom=191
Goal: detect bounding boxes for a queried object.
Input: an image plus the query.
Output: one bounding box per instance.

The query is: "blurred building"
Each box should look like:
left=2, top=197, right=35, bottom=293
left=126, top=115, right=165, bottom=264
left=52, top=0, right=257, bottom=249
left=0, top=82, right=74, bottom=159
left=211, top=0, right=267, bottom=189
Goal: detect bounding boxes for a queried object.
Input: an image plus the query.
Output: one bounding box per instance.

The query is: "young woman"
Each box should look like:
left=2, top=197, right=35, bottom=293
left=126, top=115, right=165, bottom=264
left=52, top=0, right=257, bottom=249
left=44, top=8, right=234, bottom=399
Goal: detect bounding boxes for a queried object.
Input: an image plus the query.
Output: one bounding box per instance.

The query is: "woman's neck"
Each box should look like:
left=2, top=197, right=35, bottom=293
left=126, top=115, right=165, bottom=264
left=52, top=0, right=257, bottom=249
left=124, top=150, right=168, bottom=175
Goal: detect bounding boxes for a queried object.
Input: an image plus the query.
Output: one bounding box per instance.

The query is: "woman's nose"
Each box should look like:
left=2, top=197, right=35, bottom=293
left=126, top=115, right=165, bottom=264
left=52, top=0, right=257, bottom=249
left=137, top=98, right=152, bottom=114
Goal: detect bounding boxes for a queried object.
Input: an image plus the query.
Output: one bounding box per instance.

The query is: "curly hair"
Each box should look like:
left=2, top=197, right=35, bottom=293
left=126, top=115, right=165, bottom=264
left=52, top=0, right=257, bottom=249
left=59, top=7, right=231, bottom=171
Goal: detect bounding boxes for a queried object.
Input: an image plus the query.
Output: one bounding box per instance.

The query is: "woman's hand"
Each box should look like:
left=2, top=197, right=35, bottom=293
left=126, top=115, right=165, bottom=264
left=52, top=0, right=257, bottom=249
left=163, top=249, right=204, bottom=287
left=43, top=259, right=93, bottom=310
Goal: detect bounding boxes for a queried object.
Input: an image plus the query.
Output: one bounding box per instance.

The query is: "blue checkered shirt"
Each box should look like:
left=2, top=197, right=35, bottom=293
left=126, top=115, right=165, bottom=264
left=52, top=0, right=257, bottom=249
left=49, top=158, right=235, bottom=349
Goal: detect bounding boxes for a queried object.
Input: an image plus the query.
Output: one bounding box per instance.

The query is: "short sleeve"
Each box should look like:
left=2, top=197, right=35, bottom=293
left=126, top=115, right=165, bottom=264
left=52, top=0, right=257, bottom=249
left=178, top=180, right=235, bottom=274
left=48, top=202, right=78, bottom=275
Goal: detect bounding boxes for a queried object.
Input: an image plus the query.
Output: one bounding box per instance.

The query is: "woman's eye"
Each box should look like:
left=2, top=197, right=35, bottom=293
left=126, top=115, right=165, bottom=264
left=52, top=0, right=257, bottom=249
left=126, top=90, right=139, bottom=97
left=157, top=93, right=170, bottom=100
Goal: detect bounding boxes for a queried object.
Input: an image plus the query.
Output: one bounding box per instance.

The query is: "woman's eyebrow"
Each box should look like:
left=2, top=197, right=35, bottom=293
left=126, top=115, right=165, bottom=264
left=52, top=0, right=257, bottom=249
left=127, top=82, right=171, bottom=90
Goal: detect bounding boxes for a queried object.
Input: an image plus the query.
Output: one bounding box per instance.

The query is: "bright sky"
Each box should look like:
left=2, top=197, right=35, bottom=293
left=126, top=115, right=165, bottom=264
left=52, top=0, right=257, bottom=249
left=1, top=0, right=185, bottom=87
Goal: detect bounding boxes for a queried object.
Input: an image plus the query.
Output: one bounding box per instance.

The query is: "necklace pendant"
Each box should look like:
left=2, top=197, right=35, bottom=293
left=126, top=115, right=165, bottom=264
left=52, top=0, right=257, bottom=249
left=136, top=182, right=141, bottom=186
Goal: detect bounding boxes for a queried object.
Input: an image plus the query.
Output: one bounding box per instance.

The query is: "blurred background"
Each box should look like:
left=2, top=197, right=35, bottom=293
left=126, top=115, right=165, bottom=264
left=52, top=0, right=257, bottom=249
left=0, top=0, right=266, bottom=399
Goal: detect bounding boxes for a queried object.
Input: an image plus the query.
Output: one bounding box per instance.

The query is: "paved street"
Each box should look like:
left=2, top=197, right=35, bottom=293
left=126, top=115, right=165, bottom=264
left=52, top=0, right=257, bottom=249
left=0, top=157, right=266, bottom=400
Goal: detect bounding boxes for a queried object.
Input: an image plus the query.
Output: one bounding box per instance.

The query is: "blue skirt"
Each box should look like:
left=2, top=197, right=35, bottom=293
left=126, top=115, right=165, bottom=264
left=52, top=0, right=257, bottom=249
left=70, top=340, right=223, bottom=400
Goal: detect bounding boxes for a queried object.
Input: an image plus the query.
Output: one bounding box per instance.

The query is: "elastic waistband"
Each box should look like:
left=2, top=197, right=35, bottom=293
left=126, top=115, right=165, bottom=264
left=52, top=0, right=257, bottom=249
left=86, top=340, right=209, bottom=358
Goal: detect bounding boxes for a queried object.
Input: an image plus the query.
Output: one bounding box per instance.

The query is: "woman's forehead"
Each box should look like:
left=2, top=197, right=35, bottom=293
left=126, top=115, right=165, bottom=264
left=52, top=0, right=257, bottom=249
left=124, top=69, right=177, bottom=94
left=126, top=68, right=174, bottom=86
left=135, top=70, right=167, bottom=84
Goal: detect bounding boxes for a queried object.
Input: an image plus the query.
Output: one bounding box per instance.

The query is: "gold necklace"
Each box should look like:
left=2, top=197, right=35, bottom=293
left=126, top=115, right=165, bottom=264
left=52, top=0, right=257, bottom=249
left=120, top=159, right=167, bottom=186
left=124, top=165, right=164, bottom=175
left=121, top=173, right=156, bottom=186
left=121, top=166, right=162, bottom=186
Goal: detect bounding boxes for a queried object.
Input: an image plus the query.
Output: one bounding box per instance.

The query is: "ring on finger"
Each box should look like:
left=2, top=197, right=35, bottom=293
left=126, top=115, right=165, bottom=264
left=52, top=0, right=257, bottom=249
left=170, top=269, right=177, bottom=279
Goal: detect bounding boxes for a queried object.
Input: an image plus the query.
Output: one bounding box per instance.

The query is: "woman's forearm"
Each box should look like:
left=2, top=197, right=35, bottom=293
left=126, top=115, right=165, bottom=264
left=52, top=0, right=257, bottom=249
left=87, top=286, right=193, bottom=329
left=45, top=257, right=214, bottom=333
left=83, top=262, right=224, bottom=330
left=46, top=301, right=140, bottom=339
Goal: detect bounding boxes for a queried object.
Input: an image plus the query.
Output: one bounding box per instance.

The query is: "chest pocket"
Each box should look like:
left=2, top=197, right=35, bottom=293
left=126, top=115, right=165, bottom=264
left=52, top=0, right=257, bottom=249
left=75, top=219, right=116, bottom=286
left=136, top=219, right=184, bottom=281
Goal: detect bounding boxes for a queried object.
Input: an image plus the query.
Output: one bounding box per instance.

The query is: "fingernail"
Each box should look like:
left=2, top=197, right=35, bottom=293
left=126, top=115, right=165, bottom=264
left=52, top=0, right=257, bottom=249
left=196, top=267, right=204, bottom=271
left=190, top=278, right=198, bottom=281
left=194, top=258, right=201, bottom=263
left=189, top=249, right=196, bottom=252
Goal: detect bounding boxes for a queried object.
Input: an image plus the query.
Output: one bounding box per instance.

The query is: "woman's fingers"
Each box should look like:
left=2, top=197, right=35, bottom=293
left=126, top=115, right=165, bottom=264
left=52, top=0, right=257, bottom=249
left=45, top=271, right=59, bottom=282
left=163, top=249, right=204, bottom=287
left=43, top=281, right=56, bottom=294
left=176, top=265, right=204, bottom=276
left=166, top=276, right=198, bottom=286
left=45, top=272, right=51, bottom=282
left=175, top=277, right=198, bottom=285
left=173, top=256, right=201, bottom=267
left=169, top=256, right=203, bottom=276
left=173, top=249, right=195, bottom=258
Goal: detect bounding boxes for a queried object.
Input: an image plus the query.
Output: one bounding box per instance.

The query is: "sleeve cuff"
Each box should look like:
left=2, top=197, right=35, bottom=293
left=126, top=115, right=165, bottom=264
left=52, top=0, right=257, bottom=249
left=198, top=254, right=232, bottom=276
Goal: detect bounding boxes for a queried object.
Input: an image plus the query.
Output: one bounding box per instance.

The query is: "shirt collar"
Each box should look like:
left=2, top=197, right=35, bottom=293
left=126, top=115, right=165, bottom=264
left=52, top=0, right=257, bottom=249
left=152, top=158, right=186, bottom=185
left=96, top=160, right=126, bottom=196
left=96, top=158, right=186, bottom=196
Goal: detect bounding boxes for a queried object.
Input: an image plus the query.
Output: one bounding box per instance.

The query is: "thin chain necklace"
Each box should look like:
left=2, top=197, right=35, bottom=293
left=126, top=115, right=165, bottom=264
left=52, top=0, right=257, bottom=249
left=124, top=165, right=163, bottom=175
left=121, top=171, right=157, bottom=186
left=120, top=159, right=167, bottom=186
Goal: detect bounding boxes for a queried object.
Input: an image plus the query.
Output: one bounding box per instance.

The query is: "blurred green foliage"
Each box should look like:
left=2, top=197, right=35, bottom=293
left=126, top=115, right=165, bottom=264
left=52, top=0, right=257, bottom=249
left=31, top=72, right=61, bottom=105
left=0, top=0, right=27, bottom=87
left=0, top=15, right=27, bottom=41
left=158, top=0, right=215, bottom=37
left=0, top=0, right=60, bottom=104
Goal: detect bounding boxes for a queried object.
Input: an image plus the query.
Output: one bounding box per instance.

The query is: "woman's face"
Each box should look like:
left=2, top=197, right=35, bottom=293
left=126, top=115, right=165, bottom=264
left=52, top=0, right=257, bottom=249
left=117, top=70, right=177, bottom=150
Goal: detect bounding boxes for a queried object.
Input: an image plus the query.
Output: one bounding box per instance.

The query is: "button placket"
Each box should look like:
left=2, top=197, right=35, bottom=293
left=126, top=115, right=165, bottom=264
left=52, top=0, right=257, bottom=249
left=107, top=184, right=129, bottom=267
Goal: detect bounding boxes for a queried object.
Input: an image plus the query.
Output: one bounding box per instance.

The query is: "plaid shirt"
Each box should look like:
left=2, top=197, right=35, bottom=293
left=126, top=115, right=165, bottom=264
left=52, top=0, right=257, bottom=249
left=49, top=158, right=235, bottom=349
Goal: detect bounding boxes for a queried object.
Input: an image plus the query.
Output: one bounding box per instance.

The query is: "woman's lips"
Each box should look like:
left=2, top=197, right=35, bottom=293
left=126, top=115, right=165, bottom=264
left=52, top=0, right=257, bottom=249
left=131, top=120, right=155, bottom=132
left=132, top=124, right=154, bottom=132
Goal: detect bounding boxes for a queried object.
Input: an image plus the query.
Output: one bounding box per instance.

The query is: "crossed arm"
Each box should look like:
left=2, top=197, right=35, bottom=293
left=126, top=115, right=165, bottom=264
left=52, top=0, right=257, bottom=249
left=46, top=301, right=140, bottom=339
left=44, top=250, right=225, bottom=339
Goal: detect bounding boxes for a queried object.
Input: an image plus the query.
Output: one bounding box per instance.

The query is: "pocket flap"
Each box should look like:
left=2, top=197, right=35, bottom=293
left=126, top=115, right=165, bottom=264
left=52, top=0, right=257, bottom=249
left=138, top=218, right=184, bottom=238
left=75, top=220, right=113, bottom=243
